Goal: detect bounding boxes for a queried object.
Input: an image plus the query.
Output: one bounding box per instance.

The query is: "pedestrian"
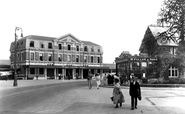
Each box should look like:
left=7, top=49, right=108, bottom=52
left=95, top=73, right=101, bottom=89
left=129, top=76, right=141, bottom=110
left=87, top=70, right=93, bottom=89
left=112, top=77, right=125, bottom=108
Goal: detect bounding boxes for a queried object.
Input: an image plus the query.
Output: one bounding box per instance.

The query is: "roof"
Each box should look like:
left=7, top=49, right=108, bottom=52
left=0, top=60, right=10, bottom=65
left=26, top=35, right=57, bottom=41
left=148, top=25, right=179, bottom=46
left=103, top=63, right=116, bottom=69
left=81, top=40, right=100, bottom=46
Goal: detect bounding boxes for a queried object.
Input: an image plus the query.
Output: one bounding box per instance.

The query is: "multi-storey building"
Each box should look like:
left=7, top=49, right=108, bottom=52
left=10, top=34, right=104, bottom=79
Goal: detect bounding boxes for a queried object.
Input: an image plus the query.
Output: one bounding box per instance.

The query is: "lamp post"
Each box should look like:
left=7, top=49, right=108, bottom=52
left=14, top=26, right=23, bottom=86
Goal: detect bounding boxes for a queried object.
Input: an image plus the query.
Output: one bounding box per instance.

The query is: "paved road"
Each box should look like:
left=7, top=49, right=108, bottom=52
left=0, top=80, right=185, bottom=114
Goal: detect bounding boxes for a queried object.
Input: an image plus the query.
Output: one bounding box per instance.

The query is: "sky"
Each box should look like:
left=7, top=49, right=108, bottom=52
left=0, top=0, right=164, bottom=63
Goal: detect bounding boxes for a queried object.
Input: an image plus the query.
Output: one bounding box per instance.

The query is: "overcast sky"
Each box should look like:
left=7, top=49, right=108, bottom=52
left=0, top=0, right=163, bottom=63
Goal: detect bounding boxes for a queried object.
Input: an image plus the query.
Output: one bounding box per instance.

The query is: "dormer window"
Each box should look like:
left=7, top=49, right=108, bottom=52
left=30, top=41, right=34, bottom=47
left=84, top=46, right=88, bottom=51
left=98, top=48, right=100, bottom=52
left=40, top=42, right=44, bottom=48
left=48, top=43, right=52, bottom=49
left=67, top=44, right=71, bottom=51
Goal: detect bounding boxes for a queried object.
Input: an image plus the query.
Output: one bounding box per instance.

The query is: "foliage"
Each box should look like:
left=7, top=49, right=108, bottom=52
left=158, top=0, right=185, bottom=41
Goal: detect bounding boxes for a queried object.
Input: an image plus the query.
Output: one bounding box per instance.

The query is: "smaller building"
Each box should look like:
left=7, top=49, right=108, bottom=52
left=115, top=51, right=158, bottom=80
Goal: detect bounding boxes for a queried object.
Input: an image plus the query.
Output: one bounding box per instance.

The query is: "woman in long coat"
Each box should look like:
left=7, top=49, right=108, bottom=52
left=112, top=77, right=125, bottom=108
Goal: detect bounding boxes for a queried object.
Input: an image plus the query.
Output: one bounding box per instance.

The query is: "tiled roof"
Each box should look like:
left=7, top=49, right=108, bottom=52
left=26, top=35, right=57, bottom=41
left=82, top=40, right=100, bottom=46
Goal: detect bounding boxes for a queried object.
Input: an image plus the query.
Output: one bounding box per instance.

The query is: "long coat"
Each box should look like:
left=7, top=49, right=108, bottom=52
left=113, top=83, right=125, bottom=104
left=129, top=81, right=141, bottom=97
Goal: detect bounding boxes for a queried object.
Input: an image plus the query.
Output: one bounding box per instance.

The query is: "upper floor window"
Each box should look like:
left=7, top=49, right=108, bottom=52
left=48, top=43, right=52, bottom=49
left=40, top=42, right=44, bottom=48
left=58, top=54, right=62, bottom=61
left=91, top=47, right=94, bottom=52
left=67, top=44, right=71, bottom=51
left=21, top=52, right=23, bottom=61
left=97, top=57, right=100, bottom=63
left=67, top=55, right=71, bottom=62
left=48, top=53, right=52, bottom=61
left=76, top=45, right=79, bottom=51
left=170, top=47, right=177, bottom=55
left=76, top=55, right=79, bottom=62
left=30, top=41, right=34, bottom=47
left=84, top=56, right=87, bottom=63
left=39, top=53, right=43, bottom=61
left=98, top=48, right=100, bottom=53
left=84, top=46, right=88, bottom=51
left=58, top=44, right=62, bottom=50
left=30, top=52, right=35, bottom=61
left=91, top=56, right=94, bottom=63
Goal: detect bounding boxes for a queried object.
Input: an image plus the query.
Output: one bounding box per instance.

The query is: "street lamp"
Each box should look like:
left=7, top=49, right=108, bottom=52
left=14, top=26, right=23, bottom=86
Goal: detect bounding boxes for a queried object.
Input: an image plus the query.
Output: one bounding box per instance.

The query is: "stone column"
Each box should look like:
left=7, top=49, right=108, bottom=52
left=44, top=68, right=47, bottom=79
left=54, top=68, right=56, bottom=79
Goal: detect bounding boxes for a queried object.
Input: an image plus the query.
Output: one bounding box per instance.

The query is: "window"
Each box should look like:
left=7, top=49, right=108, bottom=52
left=39, top=53, right=43, bottom=61
left=84, top=46, right=88, bottom=51
left=76, top=45, right=79, bottom=51
left=169, top=66, right=178, bottom=77
left=58, top=44, right=62, bottom=50
left=21, top=52, right=23, bottom=61
left=30, top=52, right=35, bottom=61
left=84, top=56, right=87, bottom=63
left=58, top=54, right=62, bottom=61
left=91, top=47, right=94, bottom=52
left=48, top=53, right=52, bottom=61
left=30, top=68, right=35, bottom=74
left=39, top=68, right=44, bottom=74
left=30, top=41, right=34, bottom=47
left=17, top=53, right=20, bottom=61
left=91, top=56, right=93, bottom=63
left=48, top=43, right=52, bottom=49
left=40, top=43, right=44, bottom=48
left=67, top=44, right=71, bottom=50
left=170, top=47, right=177, bottom=55
left=98, top=48, right=100, bottom=52
left=67, top=55, right=71, bottom=62
left=76, top=55, right=79, bottom=62
left=97, top=57, right=100, bottom=63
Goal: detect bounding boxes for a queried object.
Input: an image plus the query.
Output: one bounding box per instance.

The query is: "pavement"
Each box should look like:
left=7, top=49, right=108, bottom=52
left=1, top=79, right=185, bottom=114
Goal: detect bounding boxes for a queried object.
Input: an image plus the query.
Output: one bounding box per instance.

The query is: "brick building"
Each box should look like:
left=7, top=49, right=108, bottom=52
left=10, top=34, right=105, bottom=79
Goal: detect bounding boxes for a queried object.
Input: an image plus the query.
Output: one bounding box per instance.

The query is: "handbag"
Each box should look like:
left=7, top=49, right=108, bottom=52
left=110, top=96, right=114, bottom=101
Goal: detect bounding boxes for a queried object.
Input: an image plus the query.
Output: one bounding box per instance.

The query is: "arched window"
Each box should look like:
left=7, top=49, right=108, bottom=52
left=48, top=43, right=52, bottom=49
left=30, top=41, right=34, bottom=47
left=76, top=45, right=79, bottom=51
left=84, top=46, right=88, bottom=51
left=68, top=44, right=71, bottom=50
left=58, top=44, right=62, bottom=50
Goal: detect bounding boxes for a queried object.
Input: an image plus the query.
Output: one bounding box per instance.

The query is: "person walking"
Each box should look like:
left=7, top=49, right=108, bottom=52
left=129, top=76, right=141, bottom=110
left=95, top=73, right=101, bottom=89
left=87, top=70, right=93, bottom=89
left=112, top=77, right=125, bottom=108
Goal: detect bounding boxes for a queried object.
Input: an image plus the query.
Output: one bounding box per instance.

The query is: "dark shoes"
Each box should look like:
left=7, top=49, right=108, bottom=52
left=115, top=105, right=119, bottom=108
left=135, top=106, right=137, bottom=109
left=131, top=107, right=134, bottom=110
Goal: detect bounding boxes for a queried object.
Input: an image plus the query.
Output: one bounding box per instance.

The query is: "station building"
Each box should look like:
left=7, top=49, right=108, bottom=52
left=10, top=34, right=105, bottom=79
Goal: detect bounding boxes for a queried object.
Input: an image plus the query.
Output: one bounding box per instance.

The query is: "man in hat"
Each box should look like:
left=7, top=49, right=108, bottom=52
left=129, top=76, right=141, bottom=110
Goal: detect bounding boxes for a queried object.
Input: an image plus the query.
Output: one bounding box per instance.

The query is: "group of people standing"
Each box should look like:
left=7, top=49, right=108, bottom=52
left=87, top=71, right=141, bottom=110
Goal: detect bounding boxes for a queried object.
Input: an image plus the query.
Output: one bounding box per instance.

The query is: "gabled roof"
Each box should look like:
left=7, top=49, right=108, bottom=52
left=58, top=33, right=83, bottom=43
left=148, top=25, right=169, bottom=38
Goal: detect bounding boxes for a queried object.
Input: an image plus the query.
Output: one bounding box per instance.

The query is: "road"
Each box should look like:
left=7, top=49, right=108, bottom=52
left=0, top=80, right=185, bottom=114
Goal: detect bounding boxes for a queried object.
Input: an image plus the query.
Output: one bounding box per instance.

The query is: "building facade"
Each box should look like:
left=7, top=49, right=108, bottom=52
left=115, top=25, right=179, bottom=80
left=10, top=34, right=104, bottom=79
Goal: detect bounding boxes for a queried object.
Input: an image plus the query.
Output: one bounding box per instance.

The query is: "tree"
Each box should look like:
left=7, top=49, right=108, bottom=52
left=158, top=0, right=185, bottom=78
left=158, top=0, right=185, bottom=42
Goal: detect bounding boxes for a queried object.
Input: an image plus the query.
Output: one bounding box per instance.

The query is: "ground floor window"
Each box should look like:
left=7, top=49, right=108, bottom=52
left=30, top=68, right=35, bottom=74
left=169, top=66, right=178, bottom=77
left=39, top=68, right=44, bottom=74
